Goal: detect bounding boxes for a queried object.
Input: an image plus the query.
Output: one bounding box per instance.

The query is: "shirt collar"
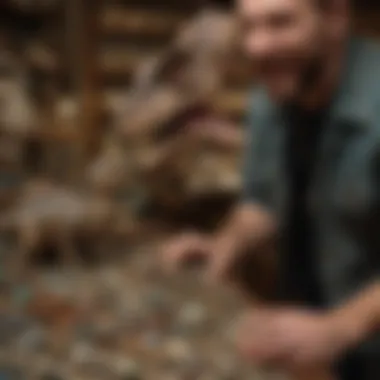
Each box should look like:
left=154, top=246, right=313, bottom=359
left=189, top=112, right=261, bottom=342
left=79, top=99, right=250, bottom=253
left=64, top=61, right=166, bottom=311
left=330, top=36, right=379, bottom=129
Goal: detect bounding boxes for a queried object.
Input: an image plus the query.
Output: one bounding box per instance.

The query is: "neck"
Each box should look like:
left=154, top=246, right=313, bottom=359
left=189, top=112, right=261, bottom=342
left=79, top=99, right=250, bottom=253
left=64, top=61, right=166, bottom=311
left=300, top=36, right=349, bottom=111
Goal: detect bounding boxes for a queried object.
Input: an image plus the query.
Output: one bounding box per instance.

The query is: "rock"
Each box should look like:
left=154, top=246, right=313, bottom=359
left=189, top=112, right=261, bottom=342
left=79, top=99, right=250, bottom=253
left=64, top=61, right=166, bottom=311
left=16, top=324, right=47, bottom=353
left=0, top=313, right=35, bottom=346
left=70, top=342, right=97, bottom=365
left=32, top=354, right=53, bottom=373
left=37, top=271, right=75, bottom=297
left=213, top=353, right=241, bottom=380
left=0, top=279, right=11, bottom=296
left=176, top=302, right=208, bottom=334
left=25, top=293, right=79, bottom=327
left=89, top=318, right=121, bottom=349
left=223, top=318, right=239, bottom=346
left=176, top=357, right=205, bottom=380
left=164, top=338, right=194, bottom=363
left=139, top=329, right=163, bottom=351
left=11, top=285, right=33, bottom=310
left=144, top=287, right=171, bottom=310
left=74, top=322, right=97, bottom=342
left=77, top=358, right=115, bottom=379
left=117, top=300, right=142, bottom=332
left=93, top=288, right=118, bottom=311
left=100, top=267, right=125, bottom=291
left=39, top=372, right=65, bottom=380
left=113, top=357, right=142, bottom=380
left=142, top=288, right=173, bottom=330
left=0, top=366, right=25, bottom=380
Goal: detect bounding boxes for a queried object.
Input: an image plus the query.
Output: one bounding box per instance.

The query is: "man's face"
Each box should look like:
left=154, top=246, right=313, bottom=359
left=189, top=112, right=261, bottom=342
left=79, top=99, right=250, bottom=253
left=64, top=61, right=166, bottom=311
left=238, top=0, right=330, bottom=103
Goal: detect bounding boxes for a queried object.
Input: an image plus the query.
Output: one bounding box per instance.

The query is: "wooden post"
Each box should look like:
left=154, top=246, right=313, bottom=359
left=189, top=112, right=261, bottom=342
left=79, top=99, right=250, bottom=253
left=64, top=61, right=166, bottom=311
left=65, top=0, right=103, bottom=166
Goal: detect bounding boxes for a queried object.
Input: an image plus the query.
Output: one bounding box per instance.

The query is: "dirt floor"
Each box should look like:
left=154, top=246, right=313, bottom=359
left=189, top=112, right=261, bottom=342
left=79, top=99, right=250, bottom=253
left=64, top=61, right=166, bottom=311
left=0, top=236, right=288, bottom=380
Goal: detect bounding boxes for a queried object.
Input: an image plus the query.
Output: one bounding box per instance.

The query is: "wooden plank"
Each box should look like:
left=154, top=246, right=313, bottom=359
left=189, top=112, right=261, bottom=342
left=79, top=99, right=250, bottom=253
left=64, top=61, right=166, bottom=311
left=213, top=89, right=249, bottom=117
left=28, top=128, right=82, bottom=142
left=103, top=0, right=199, bottom=12
left=100, top=7, right=186, bottom=37
left=66, top=0, right=103, bottom=159
left=100, top=47, right=160, bottom=76
left=103, top=88, right=248, bottom=120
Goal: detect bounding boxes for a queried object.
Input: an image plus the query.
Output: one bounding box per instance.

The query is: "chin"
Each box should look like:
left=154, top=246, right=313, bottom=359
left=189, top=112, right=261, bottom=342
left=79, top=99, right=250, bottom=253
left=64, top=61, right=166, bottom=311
left=263, top=76, right=299, bottom=104
left=267, top=87, right=297, bottom=104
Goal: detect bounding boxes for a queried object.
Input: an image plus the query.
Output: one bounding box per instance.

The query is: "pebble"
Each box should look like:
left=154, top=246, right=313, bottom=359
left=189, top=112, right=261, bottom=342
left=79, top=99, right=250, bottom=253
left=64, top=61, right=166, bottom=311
left=139, top=329, right=164, bottom=350
left=164, top=338, right=194, bottom=363
left=0, top=366, right=25, bottom=380
left=0, top=241, right=260, bottom=379
left=11, top=285, right=33, bottom=309
left=92, top=320, right=121, bottom=348
left=38, top=272, right=73, bottom=297
left=176, top=302, right=208, bottom=333
left=100, top=267, right=125, bottom=290
left=39, top=372, right=65, bottom=380
left=176, top=357, right=205, bottom=380
left=144, top=288, right=172, bottom=312
left=93, top=288, right=118, bottom=311
left=16, top=325, right=47, bottom=353
left=74, top=322, right=97, bottom=342
left=0, top=314, right=35, bottom=346
left=113, top=357, right=142, bottom=380
left=213, top=353, right=242, bottom=380
left=0, top=368, right=27, bottom=380
left=70, top=342, right=97, bottom=364
left=77, top=359, right=115, bottom=379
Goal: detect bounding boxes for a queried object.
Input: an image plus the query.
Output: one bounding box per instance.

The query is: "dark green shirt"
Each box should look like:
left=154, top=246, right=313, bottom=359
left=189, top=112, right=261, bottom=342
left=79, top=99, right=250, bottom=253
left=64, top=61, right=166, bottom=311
left=243, top=36, right=380, bottom=375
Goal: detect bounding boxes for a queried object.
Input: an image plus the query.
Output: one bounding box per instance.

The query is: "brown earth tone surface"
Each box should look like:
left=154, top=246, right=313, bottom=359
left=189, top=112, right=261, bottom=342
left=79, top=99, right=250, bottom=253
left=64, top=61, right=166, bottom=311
left=0, top=237, right=287, bottom=380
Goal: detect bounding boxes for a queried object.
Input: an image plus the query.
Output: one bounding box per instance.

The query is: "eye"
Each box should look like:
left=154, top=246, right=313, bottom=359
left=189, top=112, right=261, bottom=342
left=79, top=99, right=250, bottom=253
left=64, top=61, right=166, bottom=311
left=267, top=12, right=296, bottom=31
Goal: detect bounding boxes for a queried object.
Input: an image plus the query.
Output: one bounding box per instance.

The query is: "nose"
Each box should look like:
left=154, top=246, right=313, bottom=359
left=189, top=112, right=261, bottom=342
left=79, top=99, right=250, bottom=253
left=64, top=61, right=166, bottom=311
left=245, top=30, right=276, bottom=59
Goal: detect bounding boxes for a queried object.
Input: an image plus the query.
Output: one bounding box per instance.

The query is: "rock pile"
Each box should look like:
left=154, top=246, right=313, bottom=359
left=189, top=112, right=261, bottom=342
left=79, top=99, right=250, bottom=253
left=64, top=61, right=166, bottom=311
left=0, top=242, right=279, bottom=380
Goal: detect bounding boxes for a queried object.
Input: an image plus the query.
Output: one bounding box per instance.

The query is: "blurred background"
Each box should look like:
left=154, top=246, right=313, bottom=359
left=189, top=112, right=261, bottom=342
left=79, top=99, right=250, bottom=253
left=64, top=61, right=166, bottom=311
left=0, top=1, right=379, bottom=379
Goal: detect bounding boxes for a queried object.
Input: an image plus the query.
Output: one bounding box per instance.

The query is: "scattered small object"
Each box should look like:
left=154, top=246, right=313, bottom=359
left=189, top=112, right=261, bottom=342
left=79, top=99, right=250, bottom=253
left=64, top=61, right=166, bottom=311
left=114, top=357, right=142, bottom=380
left=39, top=371, right=65, bottom=380
left=17, top=324, right=47, bottom=353
left=176, top=302, right=208, bottom=333
left=0, top=366, right=25, bottom=380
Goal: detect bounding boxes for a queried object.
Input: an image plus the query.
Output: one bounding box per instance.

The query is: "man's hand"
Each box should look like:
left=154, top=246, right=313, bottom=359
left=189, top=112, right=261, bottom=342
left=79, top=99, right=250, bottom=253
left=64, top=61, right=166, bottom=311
left=161, top=205, right=277, bottom=289
left=161, top=231, right=212, bottom=273
left=234, top=307, right=359, bottom=371
left=161, top=229, right=247, bottom=282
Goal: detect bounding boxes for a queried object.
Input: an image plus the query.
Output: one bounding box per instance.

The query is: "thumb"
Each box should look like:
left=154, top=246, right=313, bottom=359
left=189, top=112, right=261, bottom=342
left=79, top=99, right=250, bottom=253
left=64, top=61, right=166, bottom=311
left=206, top=249, right=233, bottom=286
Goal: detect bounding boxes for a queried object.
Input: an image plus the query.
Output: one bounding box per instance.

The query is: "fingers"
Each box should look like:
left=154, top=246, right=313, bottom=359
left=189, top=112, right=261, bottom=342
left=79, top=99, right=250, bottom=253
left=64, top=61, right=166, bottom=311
left=233, top=309, right=296, bottom=367
left=160, top=232, right=209, bottom=274
left=206, top=249, right=232, bottom=285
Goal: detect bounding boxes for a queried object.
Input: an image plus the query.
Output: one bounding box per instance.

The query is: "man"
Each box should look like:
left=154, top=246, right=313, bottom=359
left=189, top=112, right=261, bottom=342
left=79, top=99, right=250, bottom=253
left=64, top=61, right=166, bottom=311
left=162, top=0, right=380, bottom=379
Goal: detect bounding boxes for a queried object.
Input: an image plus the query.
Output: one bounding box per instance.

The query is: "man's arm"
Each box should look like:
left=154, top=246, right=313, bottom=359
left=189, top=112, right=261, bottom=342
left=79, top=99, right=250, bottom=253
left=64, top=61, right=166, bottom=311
left=231, top=135, right=380, bottom=370
left=333, top=141, right=380, bottom=343
left=329, top=281, right=380, bottom=345
left=161, top=90, right=278, bottom=296
left=206, top=92, right=278, bottom=297
left=208, top=203, right=277, bottom=287
left=209, top=203, right=279, bottom=302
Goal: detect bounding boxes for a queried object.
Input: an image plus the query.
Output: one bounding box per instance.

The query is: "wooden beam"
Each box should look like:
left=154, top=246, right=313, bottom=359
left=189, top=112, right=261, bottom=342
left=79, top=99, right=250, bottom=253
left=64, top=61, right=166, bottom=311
left=100, top=7, right=186, bottom=37
left=65, top=0, right=103, bottom=162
